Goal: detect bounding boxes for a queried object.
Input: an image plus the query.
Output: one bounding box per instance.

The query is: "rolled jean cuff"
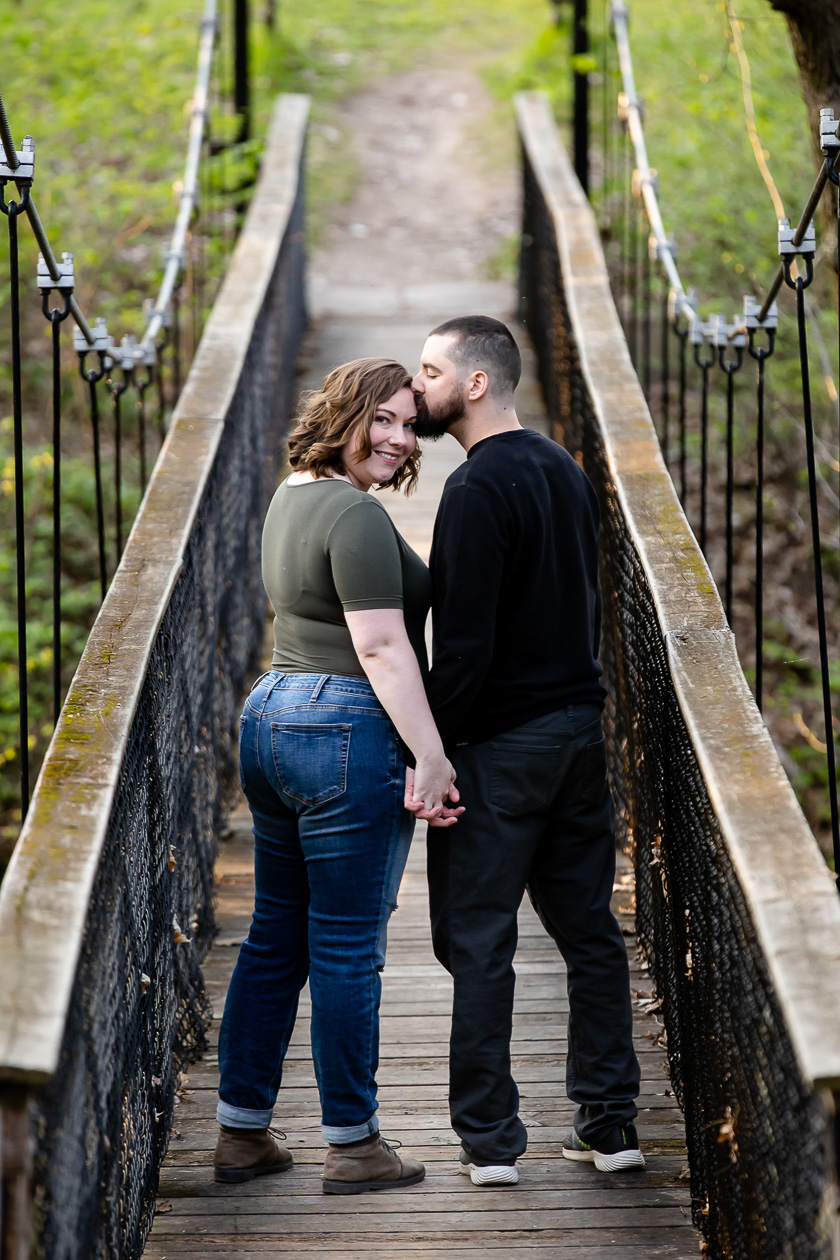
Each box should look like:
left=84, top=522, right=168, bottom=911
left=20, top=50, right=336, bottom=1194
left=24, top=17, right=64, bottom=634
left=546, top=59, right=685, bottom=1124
left=217, top=1098, right=274, bottom=1130
left=322, top=1114, right=379, bottom=1145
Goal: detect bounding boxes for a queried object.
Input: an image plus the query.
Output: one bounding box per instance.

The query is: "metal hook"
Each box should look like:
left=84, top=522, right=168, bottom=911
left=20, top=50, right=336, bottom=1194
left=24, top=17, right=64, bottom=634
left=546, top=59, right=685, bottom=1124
left=782, top=254, right=814, bottom=292
left=0, top=181, right=31, bottom=217
left=41, top=289, right=72, bottom=322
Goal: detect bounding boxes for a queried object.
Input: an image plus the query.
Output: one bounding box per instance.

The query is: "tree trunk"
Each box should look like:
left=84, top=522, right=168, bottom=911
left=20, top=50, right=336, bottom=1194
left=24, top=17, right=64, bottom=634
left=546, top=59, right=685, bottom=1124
left=768, top=0, right=840, bottom=268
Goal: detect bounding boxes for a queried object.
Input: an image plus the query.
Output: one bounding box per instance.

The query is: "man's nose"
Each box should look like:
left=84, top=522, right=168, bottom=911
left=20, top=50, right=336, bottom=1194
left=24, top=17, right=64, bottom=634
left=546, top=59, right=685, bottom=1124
left=411, top=372, right=424, bottom=393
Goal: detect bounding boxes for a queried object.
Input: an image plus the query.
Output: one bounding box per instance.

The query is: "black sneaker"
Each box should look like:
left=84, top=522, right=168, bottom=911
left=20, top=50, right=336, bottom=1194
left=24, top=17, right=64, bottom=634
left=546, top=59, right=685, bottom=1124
left=563, top=1123, right=645, bottom=1171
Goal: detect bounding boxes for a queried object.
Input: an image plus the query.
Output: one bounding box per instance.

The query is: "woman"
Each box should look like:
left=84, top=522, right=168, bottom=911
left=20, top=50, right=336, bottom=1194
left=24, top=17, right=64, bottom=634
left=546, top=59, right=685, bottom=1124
left=213, top=358, right=460, bottom=1195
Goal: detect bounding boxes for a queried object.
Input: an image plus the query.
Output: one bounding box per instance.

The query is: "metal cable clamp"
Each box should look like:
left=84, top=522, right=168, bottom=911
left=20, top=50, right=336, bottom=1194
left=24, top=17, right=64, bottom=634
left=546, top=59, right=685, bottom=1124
left=669, top=284, right=695, bottom=328
left=650, top=232, right=674, bottom=264
left=37, top=251, right=74, bottom=291
left=74, top=316, right=110, bottom=356
left=743, top=294, right=777, bottom=332
left=0, top=135, right=34, bottom=184
left=689, top=311, right=716, bottom=347
left=819, top=108, right=840, bottom=156
left=778, top=216, right=815, bottom=259
left=820, top=108, right=840, bottom=185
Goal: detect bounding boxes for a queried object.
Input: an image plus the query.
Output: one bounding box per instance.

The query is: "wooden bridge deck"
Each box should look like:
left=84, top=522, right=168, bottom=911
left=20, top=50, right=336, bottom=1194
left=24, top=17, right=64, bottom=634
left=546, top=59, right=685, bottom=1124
left=143, top=291, right=697, bottom=1259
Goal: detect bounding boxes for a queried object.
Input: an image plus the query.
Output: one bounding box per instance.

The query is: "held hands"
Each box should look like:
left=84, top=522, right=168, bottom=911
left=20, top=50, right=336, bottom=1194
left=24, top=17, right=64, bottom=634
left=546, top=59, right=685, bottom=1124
left=404, top=757, right=465, bottom=828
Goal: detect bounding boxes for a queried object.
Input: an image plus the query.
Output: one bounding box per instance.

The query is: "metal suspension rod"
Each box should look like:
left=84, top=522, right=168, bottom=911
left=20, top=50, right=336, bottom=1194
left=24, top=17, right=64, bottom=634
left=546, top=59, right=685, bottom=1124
left=572, top=0, right=589, bottom=195
left=677, top=325, right=688, bottom=503
left=43, top=285, right=72, bottom=722
left=628, top=184, right=638, bottom=363
left=136, top=362, right=153, bottom=493
left=755, top=353, right=765, bottom=713
left=720, top=344, right=744, bottom=625
left=52, top=312, right=62, bottom=721
left=109, top=367, right=131, bottom=563
left=642, top=221, right=651, bottom=399
left=2, top=187, right=31, bottom=816
left=0, top=95, right=20, bottom=170
left=661, top=275, right=670, bottom=466
left=748, top=328, right=774, bottom=713
left=694, top=337, right=716, bottom=553
left=172, top=284, right=182, bottom=398
left=79, top=354, right=108, bottom=600
left=785, top=257, right=840, bottom=876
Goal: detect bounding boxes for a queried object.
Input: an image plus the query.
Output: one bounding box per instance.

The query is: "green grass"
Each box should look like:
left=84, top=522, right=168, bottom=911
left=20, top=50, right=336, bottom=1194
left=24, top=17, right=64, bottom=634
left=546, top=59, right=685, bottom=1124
left=515, top=0, right=839, bottom=852
left=3, top=0, right=837, bottom=855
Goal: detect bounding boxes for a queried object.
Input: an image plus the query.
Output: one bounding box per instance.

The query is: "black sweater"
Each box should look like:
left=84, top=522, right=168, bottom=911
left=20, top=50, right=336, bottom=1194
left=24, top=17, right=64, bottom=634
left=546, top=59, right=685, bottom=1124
left=427, top=428, right=606, bottom=747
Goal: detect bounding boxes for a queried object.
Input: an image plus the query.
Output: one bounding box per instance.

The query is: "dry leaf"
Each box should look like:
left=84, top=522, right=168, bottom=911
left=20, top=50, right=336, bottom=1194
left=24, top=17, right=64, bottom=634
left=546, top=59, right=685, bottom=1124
left=172, top=917, right=191, bottom=945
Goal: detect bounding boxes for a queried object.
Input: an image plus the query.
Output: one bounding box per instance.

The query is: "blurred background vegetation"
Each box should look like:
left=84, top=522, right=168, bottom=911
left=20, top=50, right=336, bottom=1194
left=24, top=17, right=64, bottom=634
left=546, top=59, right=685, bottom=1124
left=2, top=0, right=836, bottom=861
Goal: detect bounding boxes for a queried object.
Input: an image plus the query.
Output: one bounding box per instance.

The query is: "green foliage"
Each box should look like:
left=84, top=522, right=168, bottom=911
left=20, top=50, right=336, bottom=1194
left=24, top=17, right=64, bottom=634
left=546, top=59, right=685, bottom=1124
left=3, top=0, right=837, bottom=865
left=1, top=0, right=550, bottom=859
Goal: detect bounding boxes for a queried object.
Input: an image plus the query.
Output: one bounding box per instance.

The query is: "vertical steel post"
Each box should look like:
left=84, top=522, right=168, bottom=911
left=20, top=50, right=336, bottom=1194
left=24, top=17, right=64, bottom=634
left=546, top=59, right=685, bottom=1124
left=573, top=0, right=589, bottom=196
left=234, top=0, right=250, bottom=143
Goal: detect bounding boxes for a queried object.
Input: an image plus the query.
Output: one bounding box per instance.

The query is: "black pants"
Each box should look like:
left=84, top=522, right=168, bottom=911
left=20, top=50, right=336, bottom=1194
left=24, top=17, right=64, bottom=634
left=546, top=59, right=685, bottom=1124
left=427, top=704, right=640, bottom=1165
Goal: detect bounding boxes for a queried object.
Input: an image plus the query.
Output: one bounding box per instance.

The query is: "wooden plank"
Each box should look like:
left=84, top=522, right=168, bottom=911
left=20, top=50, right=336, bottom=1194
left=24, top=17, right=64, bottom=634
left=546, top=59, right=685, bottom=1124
left=143, top=1235, right=699, bottom=1258
left=148, top=1206, right=692, bottom=1233
left=145, top=233, right=694, bottom=1259
left=157, top=1160, right=689, bottom=1193
left=148, top=828, right=692, bottom=1256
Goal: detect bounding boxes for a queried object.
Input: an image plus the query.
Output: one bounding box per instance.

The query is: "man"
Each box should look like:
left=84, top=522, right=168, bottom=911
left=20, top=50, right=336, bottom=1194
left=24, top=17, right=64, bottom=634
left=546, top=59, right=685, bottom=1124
left=411, top=315, right=643, bottom=1186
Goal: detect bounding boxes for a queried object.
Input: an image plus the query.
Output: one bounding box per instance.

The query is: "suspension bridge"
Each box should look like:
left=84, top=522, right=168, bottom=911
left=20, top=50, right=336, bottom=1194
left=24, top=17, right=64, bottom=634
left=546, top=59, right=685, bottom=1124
left=2, top=4, right=840, bottom=1258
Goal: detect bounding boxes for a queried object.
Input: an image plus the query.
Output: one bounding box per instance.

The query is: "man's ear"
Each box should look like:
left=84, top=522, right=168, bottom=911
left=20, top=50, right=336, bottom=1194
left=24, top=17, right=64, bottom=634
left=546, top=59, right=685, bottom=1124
left=467, top=370, right=489, bottom=402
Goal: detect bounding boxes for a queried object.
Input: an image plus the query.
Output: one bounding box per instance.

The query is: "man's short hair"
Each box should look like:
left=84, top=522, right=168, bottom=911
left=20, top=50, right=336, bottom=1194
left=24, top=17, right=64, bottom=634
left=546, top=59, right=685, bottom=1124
left=430, top=315, right=521, bottom=396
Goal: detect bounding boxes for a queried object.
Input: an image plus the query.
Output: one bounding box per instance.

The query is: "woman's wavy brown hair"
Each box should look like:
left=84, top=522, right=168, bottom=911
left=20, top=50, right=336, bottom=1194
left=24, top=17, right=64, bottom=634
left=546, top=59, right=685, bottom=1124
left=287, top=358, right=420, bottom=494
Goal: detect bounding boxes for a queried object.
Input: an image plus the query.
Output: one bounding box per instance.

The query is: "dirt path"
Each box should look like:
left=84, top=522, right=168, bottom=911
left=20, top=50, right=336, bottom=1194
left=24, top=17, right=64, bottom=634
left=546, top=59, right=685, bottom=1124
left=308, top=65, right=519, bottom=317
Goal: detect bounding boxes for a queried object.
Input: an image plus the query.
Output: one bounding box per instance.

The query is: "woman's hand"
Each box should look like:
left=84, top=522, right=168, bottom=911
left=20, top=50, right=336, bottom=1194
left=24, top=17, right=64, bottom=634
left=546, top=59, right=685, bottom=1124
left=404, top=761, right=465, bottom=828
left=344, top=609, right=465, bottom=827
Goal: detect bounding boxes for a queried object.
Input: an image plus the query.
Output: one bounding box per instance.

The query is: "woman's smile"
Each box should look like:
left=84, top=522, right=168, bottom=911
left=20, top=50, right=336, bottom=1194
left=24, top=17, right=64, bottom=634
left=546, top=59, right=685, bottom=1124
left=341, top=386, right=418, bottom=490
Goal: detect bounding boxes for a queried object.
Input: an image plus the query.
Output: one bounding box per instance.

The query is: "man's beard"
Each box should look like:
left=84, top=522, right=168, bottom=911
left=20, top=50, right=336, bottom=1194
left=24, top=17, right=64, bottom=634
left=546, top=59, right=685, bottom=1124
left=412, top=384, right=466, bottom=439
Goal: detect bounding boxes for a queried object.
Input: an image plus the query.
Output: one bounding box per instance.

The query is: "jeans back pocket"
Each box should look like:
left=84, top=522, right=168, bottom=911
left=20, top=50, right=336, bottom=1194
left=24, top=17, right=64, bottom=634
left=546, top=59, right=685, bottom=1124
left=270, top=722, right=351, bottom=807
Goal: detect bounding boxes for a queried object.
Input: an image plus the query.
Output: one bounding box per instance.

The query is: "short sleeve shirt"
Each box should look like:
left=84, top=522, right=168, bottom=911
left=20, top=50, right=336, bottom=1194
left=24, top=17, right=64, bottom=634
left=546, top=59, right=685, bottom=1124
left=262, top=477, right=431, bottom=678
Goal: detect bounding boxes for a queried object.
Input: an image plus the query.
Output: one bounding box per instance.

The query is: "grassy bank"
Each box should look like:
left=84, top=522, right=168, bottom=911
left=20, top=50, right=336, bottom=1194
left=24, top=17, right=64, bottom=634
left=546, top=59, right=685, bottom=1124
left=2, top=0, right=836, bottom=857
left=514, top=0, right=839, bottom=853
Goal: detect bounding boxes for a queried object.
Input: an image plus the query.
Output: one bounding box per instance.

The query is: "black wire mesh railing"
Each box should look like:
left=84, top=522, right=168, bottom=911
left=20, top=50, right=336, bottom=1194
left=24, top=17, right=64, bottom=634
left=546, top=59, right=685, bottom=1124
left=19, top=123, right=305, bottom=1260
left=520, top=101, right=836, bottom=1260
left=0, top=0, right=257, bottom=856
left=575, top=0, right=840, bottom=873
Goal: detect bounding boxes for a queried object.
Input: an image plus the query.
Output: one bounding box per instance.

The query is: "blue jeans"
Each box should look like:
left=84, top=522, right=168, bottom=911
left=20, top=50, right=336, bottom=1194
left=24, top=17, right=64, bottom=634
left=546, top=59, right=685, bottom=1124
left=216, top=671, right=415, bottom=1144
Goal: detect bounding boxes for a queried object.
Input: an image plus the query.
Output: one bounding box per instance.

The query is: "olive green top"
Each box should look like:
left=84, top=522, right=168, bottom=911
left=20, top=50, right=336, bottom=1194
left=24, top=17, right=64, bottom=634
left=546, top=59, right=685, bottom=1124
left=262, top=477, right=432, bottom=678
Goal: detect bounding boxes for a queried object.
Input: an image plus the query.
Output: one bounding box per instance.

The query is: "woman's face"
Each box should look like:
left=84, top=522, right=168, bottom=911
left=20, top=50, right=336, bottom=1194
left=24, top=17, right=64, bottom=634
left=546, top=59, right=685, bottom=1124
left=341, top=386, right=417, bottom=491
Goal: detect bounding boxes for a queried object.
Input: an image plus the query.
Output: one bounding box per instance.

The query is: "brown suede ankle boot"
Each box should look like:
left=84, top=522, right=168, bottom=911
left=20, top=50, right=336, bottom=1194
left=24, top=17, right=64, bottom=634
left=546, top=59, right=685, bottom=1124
left=322, top=1134, right=425, bottom=1195
left=213, top=1125, right=294, bottom=1183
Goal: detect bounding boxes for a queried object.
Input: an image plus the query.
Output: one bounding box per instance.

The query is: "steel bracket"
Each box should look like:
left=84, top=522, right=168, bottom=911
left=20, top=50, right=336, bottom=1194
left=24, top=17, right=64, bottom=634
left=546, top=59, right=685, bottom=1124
left=74, top=316, right=110, bottom=355
left=743, top=294, right=778, bottom=332
left=819, top=108, right=840, bottom=155
left=37, top=252, right=74, bottom=292
left=0, top=136, right=34, bottom=184
left=778, top=216, right=815, bottom=258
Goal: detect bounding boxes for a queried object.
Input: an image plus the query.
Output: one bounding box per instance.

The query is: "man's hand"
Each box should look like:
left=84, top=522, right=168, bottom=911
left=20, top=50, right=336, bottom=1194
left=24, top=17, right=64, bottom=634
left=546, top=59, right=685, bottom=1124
left=404, top=767, right=465, bottom=828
